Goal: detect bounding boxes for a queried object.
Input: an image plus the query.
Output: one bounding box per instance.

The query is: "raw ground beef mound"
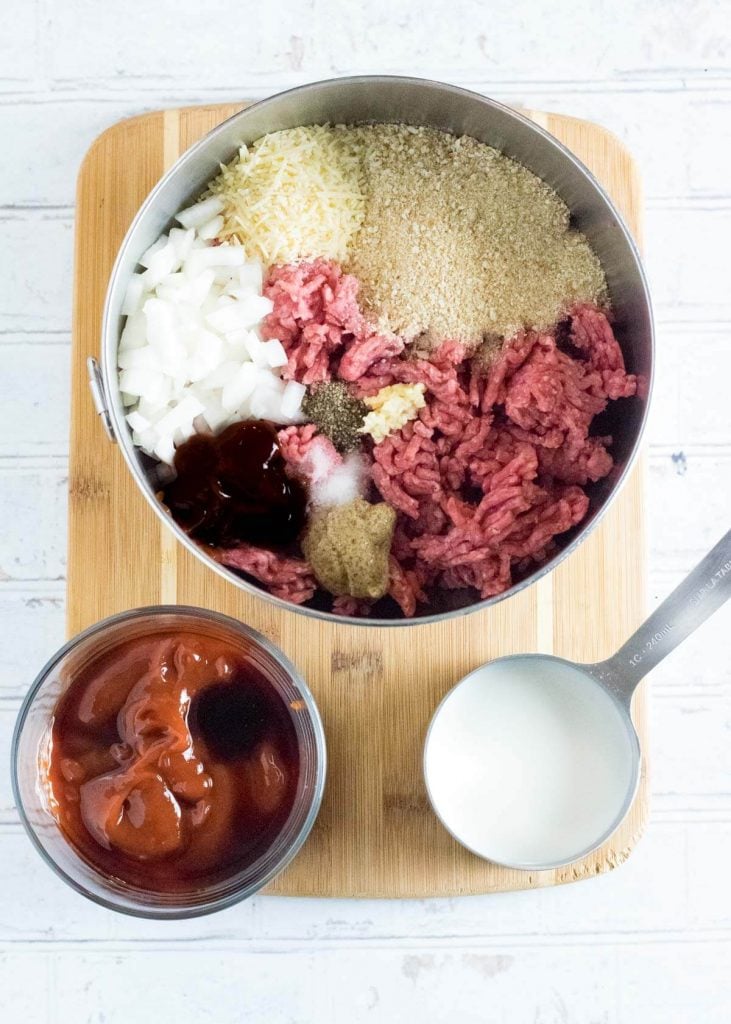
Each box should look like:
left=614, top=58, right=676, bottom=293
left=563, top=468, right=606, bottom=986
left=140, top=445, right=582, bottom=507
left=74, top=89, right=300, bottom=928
left=263, top=259, right=404, bottom=385
left=229, top=261, right=638, bottom=617
left=216, top=544, right=317, bottom=605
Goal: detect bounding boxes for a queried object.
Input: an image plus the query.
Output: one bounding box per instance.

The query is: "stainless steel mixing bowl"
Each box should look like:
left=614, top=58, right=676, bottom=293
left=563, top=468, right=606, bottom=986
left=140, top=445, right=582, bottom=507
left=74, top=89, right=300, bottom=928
left=95, top=76, right=654, bottom=626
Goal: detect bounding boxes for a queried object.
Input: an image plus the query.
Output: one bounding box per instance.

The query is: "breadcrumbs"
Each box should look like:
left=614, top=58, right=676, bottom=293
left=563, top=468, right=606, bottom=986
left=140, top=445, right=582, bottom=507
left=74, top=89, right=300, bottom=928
left=340, top=124, right=607, bottom=345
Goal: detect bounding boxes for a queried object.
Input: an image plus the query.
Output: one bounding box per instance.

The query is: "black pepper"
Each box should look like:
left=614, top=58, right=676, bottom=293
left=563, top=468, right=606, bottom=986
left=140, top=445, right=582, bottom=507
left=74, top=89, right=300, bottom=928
left=301, top=381, right=368, bottom=453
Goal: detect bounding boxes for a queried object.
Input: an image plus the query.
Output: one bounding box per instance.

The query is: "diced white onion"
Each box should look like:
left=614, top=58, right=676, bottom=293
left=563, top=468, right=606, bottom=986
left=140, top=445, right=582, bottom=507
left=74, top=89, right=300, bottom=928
left=117, top=346, right=162, bottom=372
left=200, top=359, right=241, bottom=391
left=119, top=219, right=283, bottom=464
left=243, top=331, right=269, bottom=367
left=249, top=384, right=285, bottom=421
left=139, top=236, right=167, bottom=269
left=153, top=434, right=176, bottom=465
left=119, top=311, right=147, bottom=351
left=155, top=394, right=205, bottom=437
left=200, top=401, right=231, bottom=433
left=262, top=338, right=288, bottom=368
left=197, top=215, right=224, bottom=241
left=175, top=196, right=225, bottom=230
left=168, top=227, right=195, bottom=262
left=222, top=362, right=259, bottom=413
left=122, top=274, right=146, bottom=315
left=195, top=244, right=246, bottom=268
left=230, top=292, right=273, bottom=322
left=186, top=270, right=216, bottom=308
left=119, top=367, right=160, bottom=398
left=141, top=244, right=178, bottom=289
left=126, top=410, right=151, bottom=433
left=280, top=380, right=306, bottom=420
left=238, top=261, right=263, bottom=292
left=205, top=301, right=252, bottom=335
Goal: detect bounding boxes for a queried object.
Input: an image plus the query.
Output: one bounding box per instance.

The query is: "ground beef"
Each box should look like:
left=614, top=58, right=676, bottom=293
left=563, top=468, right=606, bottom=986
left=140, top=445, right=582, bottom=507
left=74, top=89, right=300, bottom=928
left=263, top=259, right=403, bottom=385
left=277, top=424, right=343, bottom=485
left=251, top=260, right=637, bottom=618
left=216, top=544, right=317, bottom=604
left=365, top=307, right=635, bottom=612
left=570, top=302, right=638, bottom=400
left=331, top=595, right=373, bottom=617
left=388, top=556, right=427, bottom=618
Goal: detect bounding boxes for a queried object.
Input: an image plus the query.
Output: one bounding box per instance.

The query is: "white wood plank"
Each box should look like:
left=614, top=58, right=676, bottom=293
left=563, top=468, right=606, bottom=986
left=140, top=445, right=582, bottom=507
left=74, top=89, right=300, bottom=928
left=687, top=824, right=731, bottom=928
left=617, top=943, right=729, bottom=1024
left=648, top=451, right=731, bottom=573
left=650, top=693, right=731, bottom=802
left=0, top=102, right=142, bottom=207
left=645, top=202, right=731, bottom=322
left=41, top=1, right=731, bottom=86
left=0, top=951, right=50, bottom=1024
left=0, top=940, right=719, bottom=1024
left=0, top=464, right=67, bottom=581
left=0, top=587, right=65, bottom=695
left=0, top=212, right=73, bottom=334
left=0, top=344, right=70, bottom=457
left=648, top=327, right=731, bottom=449
left=0, top=1, right=39, bottom=85
left=641, top=585, right=731, bottom=695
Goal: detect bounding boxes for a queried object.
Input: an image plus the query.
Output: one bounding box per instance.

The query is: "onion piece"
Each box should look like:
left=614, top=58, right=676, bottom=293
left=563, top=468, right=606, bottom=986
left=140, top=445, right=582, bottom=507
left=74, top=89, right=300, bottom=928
left=122, top=274, right=146, bottom=315
left=262, top=338, right=288, bottom=368
left=280, top=380, right=306, bottom=420
left=221, top=362, right=259, bottom=413
left=198, top=215, right=224, bottom=241
left=139, top=236, right=167, bottom=269
left=126, top=410, right=151, bottom=433
left=153, top=434, right=176, bottom=465
left=175, top=196, right=224, bottom=230
left=119, top=311, right=147, bottom=351
left=168, top=227, right=195, bottom=262
left=121, top=223, right=286, bottom=465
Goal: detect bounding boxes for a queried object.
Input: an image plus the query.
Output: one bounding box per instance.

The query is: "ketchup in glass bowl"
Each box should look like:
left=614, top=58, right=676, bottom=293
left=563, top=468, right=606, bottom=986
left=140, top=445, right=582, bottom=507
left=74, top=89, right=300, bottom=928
left=12, top=607, right=325, bottom=918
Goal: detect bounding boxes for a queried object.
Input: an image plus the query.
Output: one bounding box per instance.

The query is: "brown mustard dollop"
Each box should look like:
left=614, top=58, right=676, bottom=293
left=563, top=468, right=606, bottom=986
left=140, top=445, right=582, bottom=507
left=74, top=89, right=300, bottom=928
left=301, top=498, right=396, bottom=599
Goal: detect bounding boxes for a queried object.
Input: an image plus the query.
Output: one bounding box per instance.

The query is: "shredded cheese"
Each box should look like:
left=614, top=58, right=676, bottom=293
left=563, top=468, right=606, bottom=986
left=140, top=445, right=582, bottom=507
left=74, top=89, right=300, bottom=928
left=204, top=126, right=366, bottom=265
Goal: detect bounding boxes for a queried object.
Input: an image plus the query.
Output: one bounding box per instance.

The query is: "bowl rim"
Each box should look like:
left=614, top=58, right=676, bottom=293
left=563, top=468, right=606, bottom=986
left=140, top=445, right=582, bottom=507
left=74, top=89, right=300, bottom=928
left=11, top=604, right=327, bottom=919
left=100, top=74, right=655, bottom=628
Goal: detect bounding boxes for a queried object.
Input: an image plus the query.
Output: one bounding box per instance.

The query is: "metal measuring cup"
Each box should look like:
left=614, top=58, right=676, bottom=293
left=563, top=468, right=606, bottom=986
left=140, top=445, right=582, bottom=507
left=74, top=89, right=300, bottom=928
left=424, top=529, right=731, bottom=870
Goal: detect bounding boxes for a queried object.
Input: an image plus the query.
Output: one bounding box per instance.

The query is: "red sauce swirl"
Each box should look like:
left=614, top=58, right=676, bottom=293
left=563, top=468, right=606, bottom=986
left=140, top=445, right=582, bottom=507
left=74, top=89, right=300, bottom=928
left=48, top=630, right=299, bottom=892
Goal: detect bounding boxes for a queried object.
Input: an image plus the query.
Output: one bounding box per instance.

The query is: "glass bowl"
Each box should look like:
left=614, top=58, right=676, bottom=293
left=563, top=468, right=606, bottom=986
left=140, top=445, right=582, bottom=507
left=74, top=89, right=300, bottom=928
left=11, top=606, right=326, bottom=919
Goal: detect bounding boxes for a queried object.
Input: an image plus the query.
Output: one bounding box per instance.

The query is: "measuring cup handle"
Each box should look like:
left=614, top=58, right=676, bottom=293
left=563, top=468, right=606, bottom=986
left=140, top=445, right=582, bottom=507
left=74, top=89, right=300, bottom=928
left=593, top=528, right=731, bottom=702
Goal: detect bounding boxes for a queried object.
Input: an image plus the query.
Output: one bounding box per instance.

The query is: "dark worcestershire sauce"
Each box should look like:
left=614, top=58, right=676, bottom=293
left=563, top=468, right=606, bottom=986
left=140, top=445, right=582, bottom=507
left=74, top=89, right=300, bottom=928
left=48, top=631, right=300, bottom=892
left=162, top=421, right=306, bottom=549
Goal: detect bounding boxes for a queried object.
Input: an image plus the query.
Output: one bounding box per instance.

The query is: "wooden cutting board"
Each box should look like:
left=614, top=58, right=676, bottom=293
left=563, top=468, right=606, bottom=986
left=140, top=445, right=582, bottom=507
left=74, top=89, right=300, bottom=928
left=68, top=103, right=648, bottom=896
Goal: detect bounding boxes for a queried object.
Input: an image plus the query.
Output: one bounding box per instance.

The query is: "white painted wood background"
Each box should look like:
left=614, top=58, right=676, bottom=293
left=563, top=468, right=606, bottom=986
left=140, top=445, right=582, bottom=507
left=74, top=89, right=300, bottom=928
left=2, top=2, right=730, bottom=1020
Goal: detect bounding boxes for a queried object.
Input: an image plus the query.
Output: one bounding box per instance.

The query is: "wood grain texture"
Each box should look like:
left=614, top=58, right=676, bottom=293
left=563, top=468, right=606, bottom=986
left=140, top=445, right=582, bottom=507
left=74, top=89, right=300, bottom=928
left=68, top=104, right=648, bottom=897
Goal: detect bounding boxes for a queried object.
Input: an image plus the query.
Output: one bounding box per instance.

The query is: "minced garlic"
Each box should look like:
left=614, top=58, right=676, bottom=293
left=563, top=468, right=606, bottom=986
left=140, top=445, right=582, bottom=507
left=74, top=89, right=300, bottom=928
left=360, top=383, right=426, bottom=443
